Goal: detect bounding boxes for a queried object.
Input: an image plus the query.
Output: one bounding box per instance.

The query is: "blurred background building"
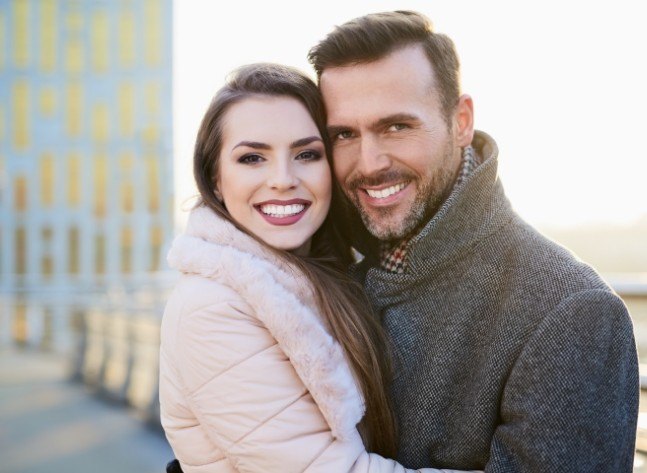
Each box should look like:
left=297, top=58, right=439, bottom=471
left=0, top=0, right=173, bottom=353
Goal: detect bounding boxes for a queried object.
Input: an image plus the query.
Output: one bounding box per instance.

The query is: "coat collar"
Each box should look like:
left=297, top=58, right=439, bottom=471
left=353, top=131, right=514, bottom=294
left=167, top=207, right=364, bottom=441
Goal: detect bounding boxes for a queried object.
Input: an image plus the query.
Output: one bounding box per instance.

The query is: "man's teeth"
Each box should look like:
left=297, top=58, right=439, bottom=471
left=365, top=183, right=406, bottom=199
left=260, top=204, right=306, bottom=217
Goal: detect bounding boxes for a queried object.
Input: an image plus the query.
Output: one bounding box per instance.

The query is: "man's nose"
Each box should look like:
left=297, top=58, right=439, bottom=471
left=357, top=135, right=391, bottom=176
left=267, top=160, right=299, bottom=190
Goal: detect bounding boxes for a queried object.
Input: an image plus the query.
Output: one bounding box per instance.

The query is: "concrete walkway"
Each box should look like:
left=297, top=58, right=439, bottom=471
left=0, top=346, right=174, bottom=473
left=2, top=345, right=645, bottom=472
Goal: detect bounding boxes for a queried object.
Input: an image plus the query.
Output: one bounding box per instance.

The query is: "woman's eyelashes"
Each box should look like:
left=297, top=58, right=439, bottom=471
left=295, top=149, right=322, bottom=161
left=237, top=153, right=265, bottom=165
left=236, top=149, right=322, bottom=165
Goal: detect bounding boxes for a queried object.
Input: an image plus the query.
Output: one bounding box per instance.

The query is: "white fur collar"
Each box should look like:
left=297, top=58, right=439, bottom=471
left=167, top=206, right=364, bottom=440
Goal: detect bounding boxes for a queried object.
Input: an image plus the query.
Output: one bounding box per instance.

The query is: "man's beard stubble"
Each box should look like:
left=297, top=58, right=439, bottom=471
left=346, top=146, right=458, bottom=242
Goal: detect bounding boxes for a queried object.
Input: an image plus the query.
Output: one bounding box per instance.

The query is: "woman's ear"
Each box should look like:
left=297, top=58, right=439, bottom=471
left=214, top=188, right=223, bottom=203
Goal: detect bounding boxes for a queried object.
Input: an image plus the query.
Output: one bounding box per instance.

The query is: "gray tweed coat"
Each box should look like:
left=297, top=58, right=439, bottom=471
left=351, top=131, right=639, bottom=472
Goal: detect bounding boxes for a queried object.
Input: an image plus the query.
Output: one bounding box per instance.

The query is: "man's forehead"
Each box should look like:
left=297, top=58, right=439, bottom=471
left=320, top=64, right=438, bottom=126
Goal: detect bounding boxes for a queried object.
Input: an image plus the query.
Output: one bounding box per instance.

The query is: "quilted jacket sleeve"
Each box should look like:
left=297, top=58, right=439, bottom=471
left=173, top=290, right=476, bottom=473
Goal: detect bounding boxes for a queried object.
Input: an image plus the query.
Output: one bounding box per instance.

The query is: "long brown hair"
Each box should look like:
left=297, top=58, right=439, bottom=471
left=193, top=63, right=397, bottom=456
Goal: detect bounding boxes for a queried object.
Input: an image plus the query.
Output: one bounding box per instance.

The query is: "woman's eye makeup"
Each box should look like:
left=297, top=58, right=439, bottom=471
left=295, top=149, right=322, bottom=161
left=235, top=148, right=322, bottom=164
left=237, top=153, right=264, bottom=164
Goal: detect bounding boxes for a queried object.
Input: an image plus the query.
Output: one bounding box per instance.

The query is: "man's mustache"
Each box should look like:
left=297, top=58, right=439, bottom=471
left=347, top=170, right=415, bottom=190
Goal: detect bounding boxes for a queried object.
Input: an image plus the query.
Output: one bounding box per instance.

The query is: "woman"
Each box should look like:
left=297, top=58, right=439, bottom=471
left=159, top=63, right=474, bottom=473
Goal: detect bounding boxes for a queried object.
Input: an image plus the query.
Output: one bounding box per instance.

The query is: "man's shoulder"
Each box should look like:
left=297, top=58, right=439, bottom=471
left=500, top=216, right=612, bottom=293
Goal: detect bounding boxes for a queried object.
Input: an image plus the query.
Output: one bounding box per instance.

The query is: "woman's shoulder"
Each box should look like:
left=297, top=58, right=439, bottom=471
left=166, top=273, right=254, bottom=322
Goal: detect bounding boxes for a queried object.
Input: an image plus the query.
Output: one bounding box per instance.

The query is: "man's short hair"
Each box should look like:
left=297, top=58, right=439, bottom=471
left=308, top=10, right=461, bottom=120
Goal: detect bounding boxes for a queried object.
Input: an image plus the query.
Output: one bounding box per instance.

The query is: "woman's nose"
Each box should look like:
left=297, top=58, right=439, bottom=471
left=267, top=161, right=299, bottom=190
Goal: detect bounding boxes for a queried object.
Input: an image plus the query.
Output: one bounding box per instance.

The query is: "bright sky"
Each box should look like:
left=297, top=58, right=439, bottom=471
left=173, top=0, right=647, bottom=229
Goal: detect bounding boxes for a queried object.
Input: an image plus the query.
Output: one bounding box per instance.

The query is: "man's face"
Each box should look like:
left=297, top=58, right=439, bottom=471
left=320, top=44, right=473, bottom=241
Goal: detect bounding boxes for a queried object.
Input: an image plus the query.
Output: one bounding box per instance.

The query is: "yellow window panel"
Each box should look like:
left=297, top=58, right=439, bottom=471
left=14, top=175, right=27, bottom=212
left=40, top=153, right=55, bottom=206
left=119, top=152, right=134, bottom=174
left=92, top=104, right=109, bottom=142
left=12, top=302, right=28, bottom=344
left=40, top=0, right=57, bottom=71
left=143, top=0, right=161, bottom=66
left=42, top=255, right=54, bottom=277
left=91, top=10, right=109, bottom=72
left=0, top=105, right=5, bottom=141
left=66, top=82, right=83, bottom=135
left=0, top=11, right=6, bottom=70
left=68, top=227, right=79, bottom=274
left=121, top=227, right=132, bottom=273
left=142, top=125, right=159, bottom=143
left=15, top=227, right=26, bottom=275
left=12, top=81, right=30, bottom=149
left=95, top=233, right=105, bottom=274
left=40, top=87, right=56, bottom=116
left=41, top=227, right=53, bottom=241
left=121, top=182, right=133, bottom=213
left=66, top=10, right=82, bottom=31
left=118, top=8, right=135, bottom=67
left=118, top=83, right=135, bottom=136
left=150, top=225, right=162, bottom=271
left=144, top=82, right=160, bottom=115
left=41, top=227, right=53, bottom=276
left=13, top=0, right=29, bottom=68
left=67, top=153, right=80, bottom=206
left=145, top=155, right=159, bottom=212
left=93, top=154, right=107, bottom=217
left=65, top=40, right=84, bottom=73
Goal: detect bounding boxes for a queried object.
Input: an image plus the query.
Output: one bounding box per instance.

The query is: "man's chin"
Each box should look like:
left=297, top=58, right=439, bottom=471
left=362, top=216, right=408, bottom=242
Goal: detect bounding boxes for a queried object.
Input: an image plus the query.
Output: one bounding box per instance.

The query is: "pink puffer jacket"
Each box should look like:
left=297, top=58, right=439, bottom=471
left=159, top=206, right=475, bottom=473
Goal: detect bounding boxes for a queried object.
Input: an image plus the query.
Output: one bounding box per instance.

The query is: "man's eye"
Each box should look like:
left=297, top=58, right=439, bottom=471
left=334, top=130, right=354, bottom=141
left=296, top=150, right=322, bottom=161
left=237, top=154, right=264, bottom=164
left=388, top=123, right=408, bottom=132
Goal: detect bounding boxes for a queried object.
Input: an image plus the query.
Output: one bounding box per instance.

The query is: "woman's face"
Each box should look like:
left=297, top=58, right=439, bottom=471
left=217, top=96, right=331, bottom=254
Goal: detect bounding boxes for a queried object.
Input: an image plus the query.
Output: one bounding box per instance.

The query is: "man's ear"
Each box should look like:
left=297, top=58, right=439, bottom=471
left=453, top=94, right=474, bottom=147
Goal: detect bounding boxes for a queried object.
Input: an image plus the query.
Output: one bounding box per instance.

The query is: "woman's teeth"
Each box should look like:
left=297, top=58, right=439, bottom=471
left=260, top=204, right=306, bottom=217
left=365, top=183, right=406, bottom=199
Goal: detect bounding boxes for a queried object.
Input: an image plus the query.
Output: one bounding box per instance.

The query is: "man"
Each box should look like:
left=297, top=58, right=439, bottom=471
left=308, top=10, right=639, bottom=472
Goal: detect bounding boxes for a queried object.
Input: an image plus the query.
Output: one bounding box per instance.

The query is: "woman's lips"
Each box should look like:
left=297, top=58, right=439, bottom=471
left=254, top=199, right=311, bottom=226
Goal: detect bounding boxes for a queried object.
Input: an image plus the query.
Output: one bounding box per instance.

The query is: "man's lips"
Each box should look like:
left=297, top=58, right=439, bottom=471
left=354, top=181, right=410, bottom=207
left=362, top=182, right=408, bottom=199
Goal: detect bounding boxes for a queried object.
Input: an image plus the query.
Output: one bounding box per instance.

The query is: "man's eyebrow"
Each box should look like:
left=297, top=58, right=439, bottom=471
left=373, top=113, right=420, bottom=129
left=327, top=125, right=350, bottom=136
left=232, top=141, right=271, bottom=151
left=290, top=136, right=322, bottom=148
left=326, top=114, right=421, bottom=136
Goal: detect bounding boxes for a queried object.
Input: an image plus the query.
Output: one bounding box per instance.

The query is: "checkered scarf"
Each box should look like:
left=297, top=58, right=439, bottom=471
left=379, top=146, right=479, bottom=273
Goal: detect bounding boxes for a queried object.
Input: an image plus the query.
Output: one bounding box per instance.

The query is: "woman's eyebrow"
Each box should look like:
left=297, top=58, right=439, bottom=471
left=290, top=136, right=322, bottom=149
left=232, top=141, right=271, bottom=151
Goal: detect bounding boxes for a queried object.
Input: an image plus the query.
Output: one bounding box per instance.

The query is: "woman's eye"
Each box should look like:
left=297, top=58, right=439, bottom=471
left=237, top=154, right=264, bottom=164
left=296, top=150, right=322, bottom=161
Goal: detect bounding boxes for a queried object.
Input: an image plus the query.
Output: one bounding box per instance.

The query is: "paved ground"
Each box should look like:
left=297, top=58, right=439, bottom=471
left=0, top=347, right=174, bottom=473
left=2, top=345, right=646, bottom=472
